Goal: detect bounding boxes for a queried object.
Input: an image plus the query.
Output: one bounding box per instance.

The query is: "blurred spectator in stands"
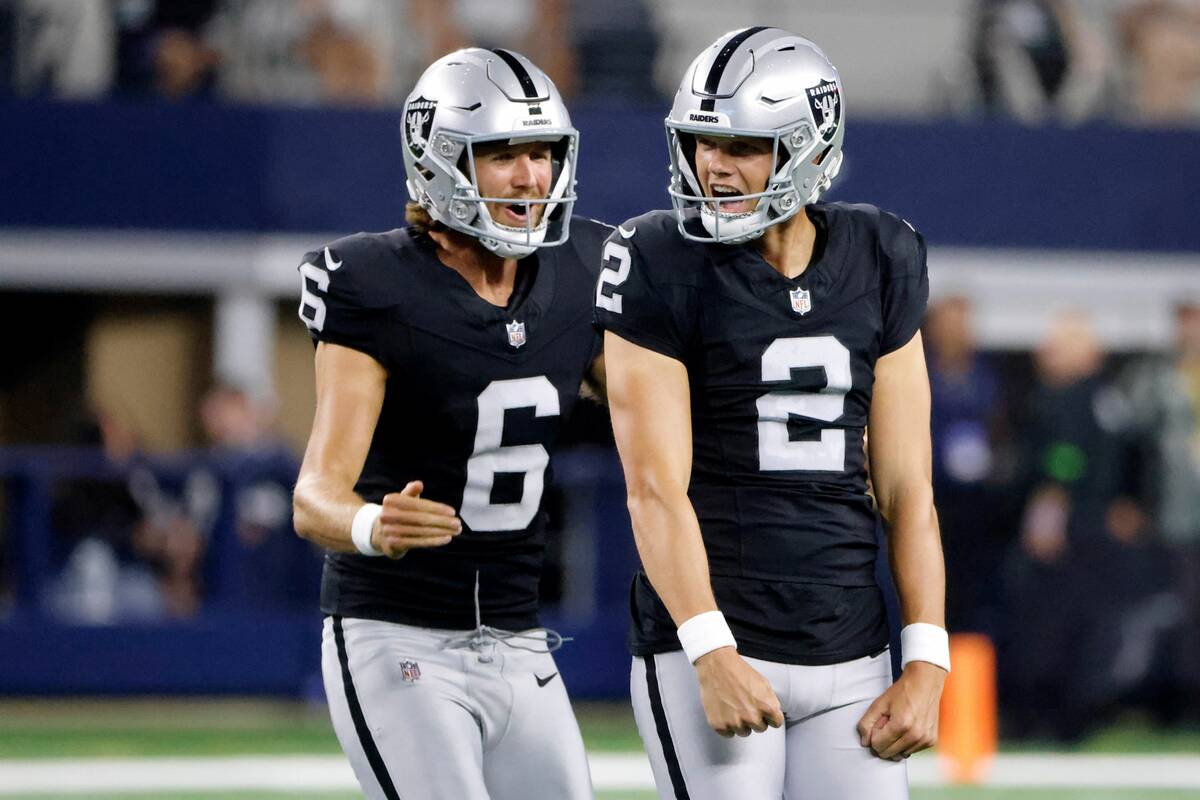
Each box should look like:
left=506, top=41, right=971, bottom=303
left=1118, top=300, right=1200, bottom=719
left=571, top=0, right=657, bottom=100
left=211, top=0, right=409, bottom=106
left=405, top=0, right=578, bottom=97
left=114, top=0, right=220, bottom=101
left=924, top=296, right=1008, bottom=634
left=8, top=0, right=114, bottom=98
left=1114, top=0, right=1200, bottom=124
left=971, top=0, right=1109, bottom=123
left=186, top=382, right=319, bottom=612
left=1001, top=311, right=1127, bottom=740
left=47, top=407, right=206, bottom=622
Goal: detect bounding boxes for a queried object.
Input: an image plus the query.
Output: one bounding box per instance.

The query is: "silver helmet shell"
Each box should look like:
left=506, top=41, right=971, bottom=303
left=401, top=48, right=579, bottom=258
left=666, top=28, right=845, bottom=244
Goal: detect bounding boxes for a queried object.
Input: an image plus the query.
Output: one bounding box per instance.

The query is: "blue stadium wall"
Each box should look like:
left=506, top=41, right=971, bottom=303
left=3, top=98, right=1199, bottom=252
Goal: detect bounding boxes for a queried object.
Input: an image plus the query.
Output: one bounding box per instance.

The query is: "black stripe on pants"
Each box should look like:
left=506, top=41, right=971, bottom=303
left=645, top=654, right=691, bottom=800
left=333, top=615, right=402, bottom=800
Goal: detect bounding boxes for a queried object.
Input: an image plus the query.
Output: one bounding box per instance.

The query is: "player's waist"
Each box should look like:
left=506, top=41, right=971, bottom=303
left=320, top=549, right=544, bottom=629
left=688, top=484, right=878, bottom=584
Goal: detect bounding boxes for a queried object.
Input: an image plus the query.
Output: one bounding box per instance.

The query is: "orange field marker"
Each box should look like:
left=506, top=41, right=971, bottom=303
left=938, top=633, right=998, bottom=783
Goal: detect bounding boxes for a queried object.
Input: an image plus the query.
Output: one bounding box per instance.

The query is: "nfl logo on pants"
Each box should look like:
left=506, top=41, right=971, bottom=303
left=399, top=660, right=421, bottom=684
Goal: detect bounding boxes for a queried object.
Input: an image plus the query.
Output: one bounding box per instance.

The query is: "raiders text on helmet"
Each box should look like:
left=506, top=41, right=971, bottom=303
left=666, top=28, right=846, bottom=244
left=402, top=48, right=579, bottom=258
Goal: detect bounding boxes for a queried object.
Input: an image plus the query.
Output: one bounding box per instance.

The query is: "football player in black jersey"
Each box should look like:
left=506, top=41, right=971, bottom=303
left=595, top=29, right=947, bottom=799
left=292, top=49, right=607, bottom=800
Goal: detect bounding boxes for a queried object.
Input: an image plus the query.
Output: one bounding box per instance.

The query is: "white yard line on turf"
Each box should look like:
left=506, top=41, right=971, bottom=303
left=0, top=753, right=1199, bottom=793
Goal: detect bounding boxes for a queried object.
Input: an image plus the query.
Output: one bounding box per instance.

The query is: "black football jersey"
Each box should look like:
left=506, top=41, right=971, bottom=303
left=298, top=218, right=610, bottom=631
left=594, top=204, right=929, bottom=665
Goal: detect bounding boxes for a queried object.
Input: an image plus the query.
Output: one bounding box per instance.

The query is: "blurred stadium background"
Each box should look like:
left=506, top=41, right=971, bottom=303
left=2, top=0, right=1200, bottom=797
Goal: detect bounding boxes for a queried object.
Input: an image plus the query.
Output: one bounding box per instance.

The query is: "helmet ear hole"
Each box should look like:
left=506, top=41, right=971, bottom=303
left=812, top=145, right=833, bottom=166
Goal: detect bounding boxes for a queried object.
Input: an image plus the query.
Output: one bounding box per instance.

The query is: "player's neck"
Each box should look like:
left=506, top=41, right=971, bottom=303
left=429, top=228, right=520, bottom=306
left=753, top=207, right=816, bottom=280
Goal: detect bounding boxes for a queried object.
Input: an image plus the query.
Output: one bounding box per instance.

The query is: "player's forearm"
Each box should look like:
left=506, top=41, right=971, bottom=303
left=293, top=473, right=367, bottom=553
left=882, top=483, right=945, bottom=627
left=626, top=484, right=720, bottom=625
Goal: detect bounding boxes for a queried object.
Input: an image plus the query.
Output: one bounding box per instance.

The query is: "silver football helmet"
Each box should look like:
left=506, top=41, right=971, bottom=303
left=401, top=48, right=578, bottom=258
left=666, top=28, right=846, bottom=244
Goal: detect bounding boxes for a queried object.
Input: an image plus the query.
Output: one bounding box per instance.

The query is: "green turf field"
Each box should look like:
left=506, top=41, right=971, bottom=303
left=1, top=700, right=1197, bottom=800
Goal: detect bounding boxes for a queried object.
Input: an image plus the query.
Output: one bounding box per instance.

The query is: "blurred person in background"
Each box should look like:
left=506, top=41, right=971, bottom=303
left=7, top=0, right=115, bottom=98
left=47, top=406, right=206, bottom=622
left=409, top=0, right=577, bottom=98
left=924, top=295, right=1008, bottom=635
left=1117, top=300, right=1200, bottom=721
left=1002, top=311, right=1128, bottom=740
left=211, top=0, right=408, bottom=106
left=186, top=382, right=321, bottom=612
left=292, top=48, right=605, bottom=799
left=114, top=0, right=220, bottom=101
left=1114, top=0, right=1200, bottom=124
left=971, top=0, right=1109, bottom=123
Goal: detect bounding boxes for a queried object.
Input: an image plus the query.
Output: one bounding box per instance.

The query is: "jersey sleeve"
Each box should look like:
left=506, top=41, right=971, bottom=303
left=296, top=237, right=394, bottom=362
left=592, top=224, right=696, bottom=361
left=878, top=214, right=930, bottom=355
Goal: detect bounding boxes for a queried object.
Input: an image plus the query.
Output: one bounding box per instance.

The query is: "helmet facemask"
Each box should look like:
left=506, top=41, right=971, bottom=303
left=666, top=120, right=842, bottom=245
left=411, top=130, right=579, bottom=259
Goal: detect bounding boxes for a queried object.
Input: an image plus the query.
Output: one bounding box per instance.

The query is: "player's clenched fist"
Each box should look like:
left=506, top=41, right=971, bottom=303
left=695, top=648, right=785, bottom=737
left=373, top=480, right=463, bottom=559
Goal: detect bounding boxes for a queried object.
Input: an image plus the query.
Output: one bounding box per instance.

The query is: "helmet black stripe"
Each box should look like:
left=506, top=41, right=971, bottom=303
left=702, top=26, right=769, bottom=97
left=491, top=48, right=539, bottom=98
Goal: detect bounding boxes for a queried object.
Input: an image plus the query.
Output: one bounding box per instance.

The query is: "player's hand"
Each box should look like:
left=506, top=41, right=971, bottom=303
left=694, top=647, right=784, bottom=737
left=372, top=481, right=462, bottom=559
left=857, top=660, right=946, bottom=761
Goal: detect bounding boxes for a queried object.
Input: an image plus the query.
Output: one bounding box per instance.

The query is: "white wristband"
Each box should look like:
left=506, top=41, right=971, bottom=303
left=677, top=610, right=737, bottom=664
left=351, top=503, right=384, bottom=556
left=900, top=623, right=951, bottom=672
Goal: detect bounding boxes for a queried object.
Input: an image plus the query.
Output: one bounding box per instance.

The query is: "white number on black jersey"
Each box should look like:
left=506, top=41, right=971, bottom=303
left=595, top=240, right=632, bottom=314
left=298, top=263, right=329, bottom=332
left=461, top=376, right=561, bottom=531
left=757, top=336, right=851, bottom=472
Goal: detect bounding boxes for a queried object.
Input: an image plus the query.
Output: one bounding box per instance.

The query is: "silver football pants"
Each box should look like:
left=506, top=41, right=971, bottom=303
left=322, top=615, right=593, bottom=799
left=631, top=648, right=907, bottom=800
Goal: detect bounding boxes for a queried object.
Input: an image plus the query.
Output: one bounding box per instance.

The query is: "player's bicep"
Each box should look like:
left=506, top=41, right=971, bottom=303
left=604, top=331, right=692, bottom=496
left=867, top=332, right=932, bottom=519
left=298, top=342, right=387, bottom=491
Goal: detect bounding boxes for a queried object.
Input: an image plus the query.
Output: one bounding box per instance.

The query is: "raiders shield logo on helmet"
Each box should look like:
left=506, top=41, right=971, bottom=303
left=405, top=96, right=437, bottom=159
left=805, top=80, right=841, bottom=143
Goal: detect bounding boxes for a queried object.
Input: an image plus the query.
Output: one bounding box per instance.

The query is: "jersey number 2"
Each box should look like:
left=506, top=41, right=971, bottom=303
left=461, top=377, right=560, bottom=531
left=757, top=336, right=851, bottom=472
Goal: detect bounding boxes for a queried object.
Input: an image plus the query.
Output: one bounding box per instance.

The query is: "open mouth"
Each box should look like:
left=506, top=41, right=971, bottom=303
left=499, top=201, right=534, bottom=225
left=710, top=184, right=753, bottom=214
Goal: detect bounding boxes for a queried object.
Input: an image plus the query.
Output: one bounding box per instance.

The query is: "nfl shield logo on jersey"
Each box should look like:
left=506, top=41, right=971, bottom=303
left=790, top=287, right=812, bottom=316
left=399, top=659, right=421, bottom=684
left=506, top=320, right=527, bottom=348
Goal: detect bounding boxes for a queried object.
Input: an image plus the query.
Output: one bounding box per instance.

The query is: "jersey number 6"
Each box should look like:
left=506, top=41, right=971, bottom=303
left=757, top=336, right=851, bottom=472
left=462, top=377, right=561, bottom=531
